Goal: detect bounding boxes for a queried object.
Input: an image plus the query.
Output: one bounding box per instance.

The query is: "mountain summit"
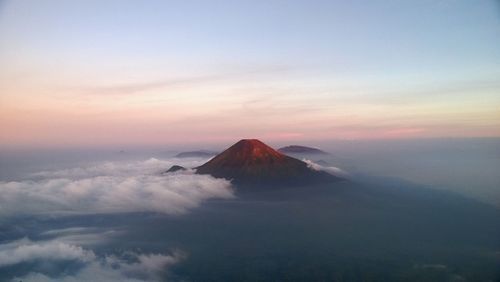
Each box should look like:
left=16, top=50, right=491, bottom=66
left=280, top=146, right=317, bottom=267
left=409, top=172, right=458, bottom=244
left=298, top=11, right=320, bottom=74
left=196, top=139, right=339, bottom=185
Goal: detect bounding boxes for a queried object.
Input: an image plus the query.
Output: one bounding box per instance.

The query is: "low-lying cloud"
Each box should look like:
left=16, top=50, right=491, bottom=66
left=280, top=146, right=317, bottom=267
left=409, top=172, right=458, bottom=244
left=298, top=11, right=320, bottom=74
left=303, top=159, right=349, bottom=178
left=0, top=238, right=183, bottom=282
left=0, top=158, right=233, bottom=217
left=40, top=227, right=122, bottom=246
left=0, top=238, right=95, bottom=267
left=30, top=157, right=207, bottom=180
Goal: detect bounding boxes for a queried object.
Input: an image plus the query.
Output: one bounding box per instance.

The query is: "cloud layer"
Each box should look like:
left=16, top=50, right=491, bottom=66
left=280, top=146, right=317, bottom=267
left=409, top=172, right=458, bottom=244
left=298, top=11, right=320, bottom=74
left=0, top=238, right=95, bottom=267
left=0, top=158, right=233, bottom=217
left=0, top=238, right=183, bottom=282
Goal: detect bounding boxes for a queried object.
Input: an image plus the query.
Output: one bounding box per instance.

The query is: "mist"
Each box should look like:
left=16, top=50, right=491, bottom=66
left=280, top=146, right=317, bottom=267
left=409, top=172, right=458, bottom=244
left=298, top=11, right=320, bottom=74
left=0, top=138, right=498, bottom=281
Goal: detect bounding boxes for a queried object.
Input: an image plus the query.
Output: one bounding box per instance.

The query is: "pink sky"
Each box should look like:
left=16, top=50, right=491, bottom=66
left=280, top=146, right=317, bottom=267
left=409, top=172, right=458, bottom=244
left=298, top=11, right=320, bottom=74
left=1, top=0, right=499, bottom=148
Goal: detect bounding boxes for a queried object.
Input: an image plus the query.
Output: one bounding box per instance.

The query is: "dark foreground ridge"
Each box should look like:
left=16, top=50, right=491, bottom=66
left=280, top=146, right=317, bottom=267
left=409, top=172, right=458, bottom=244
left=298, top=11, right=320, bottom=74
left=195, top=139, right=340, bottom=185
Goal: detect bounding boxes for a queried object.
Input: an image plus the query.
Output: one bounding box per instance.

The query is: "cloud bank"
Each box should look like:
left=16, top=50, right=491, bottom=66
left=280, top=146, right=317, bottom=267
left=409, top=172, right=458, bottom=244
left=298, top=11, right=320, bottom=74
left=0, top=238, right=95, bottom=267
left=0, top=238, right=183, bottom=282
left=0, top=158, right=233, bottom=217
left=30, top=157, right=207, bottom=180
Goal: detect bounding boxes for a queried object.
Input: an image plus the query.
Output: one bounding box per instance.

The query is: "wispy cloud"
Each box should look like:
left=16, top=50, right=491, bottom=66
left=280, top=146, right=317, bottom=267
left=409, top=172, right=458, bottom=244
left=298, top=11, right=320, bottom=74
left=76, top=65, right=294, bottom=96
left=0, top=238, right=95, bottom=267
left=1, top=238, right=184, bottom=282
left=40, top=227, right=122, bottom=246
left=303, top=159, right=349, bottom=178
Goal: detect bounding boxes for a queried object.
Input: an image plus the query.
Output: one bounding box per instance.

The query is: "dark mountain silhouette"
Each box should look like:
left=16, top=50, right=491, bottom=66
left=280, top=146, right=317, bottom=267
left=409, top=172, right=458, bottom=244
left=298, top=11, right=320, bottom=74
left=164, top=165, right=187, bottom=173
left=278, top=145, right=327, bottom=154
left=195, top=139, right=340, bottom=185
left=175, top=150, right=218, bottom=158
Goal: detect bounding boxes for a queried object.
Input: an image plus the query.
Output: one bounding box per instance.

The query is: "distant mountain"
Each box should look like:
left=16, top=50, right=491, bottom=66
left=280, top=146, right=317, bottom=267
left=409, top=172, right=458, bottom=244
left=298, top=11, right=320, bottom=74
left=175, top=150, right=218, bottom=158
left=164, top=165, right=187, bottom=173
left=196, top=139, right=340, bottom=185
left=278, top=145, right=327, bottom=155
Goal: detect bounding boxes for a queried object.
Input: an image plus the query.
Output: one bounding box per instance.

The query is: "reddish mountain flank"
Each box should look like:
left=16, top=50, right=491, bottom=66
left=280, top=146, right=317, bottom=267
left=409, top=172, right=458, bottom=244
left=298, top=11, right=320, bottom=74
left=196, top=139, right=339, bottom=185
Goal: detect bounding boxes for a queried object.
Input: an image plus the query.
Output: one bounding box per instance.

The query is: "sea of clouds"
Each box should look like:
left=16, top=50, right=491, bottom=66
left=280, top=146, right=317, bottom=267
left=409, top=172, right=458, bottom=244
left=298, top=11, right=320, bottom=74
left=0, top=157, right=233, bottom=281
left=0, top=156, right=348, bottom=281
left=0, top=158, right=234, bottom=217
left=1, top=237, right=185, bottom=282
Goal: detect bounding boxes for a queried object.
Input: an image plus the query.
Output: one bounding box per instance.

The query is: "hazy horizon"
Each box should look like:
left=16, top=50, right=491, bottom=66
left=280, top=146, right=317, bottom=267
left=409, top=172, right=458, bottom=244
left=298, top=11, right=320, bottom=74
left=2, top=137, right=499, bottom=206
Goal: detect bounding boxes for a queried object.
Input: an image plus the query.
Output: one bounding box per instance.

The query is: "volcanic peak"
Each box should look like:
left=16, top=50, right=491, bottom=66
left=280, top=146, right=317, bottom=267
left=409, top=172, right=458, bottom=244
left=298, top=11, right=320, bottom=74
left=195, top=139, right=340, bottom=185
left=206, top=139, right=287, bottom=166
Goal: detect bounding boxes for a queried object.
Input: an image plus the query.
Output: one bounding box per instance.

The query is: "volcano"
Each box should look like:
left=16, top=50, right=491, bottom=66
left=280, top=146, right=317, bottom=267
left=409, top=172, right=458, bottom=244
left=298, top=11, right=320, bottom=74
left=195, top=139, right=340, bottom=185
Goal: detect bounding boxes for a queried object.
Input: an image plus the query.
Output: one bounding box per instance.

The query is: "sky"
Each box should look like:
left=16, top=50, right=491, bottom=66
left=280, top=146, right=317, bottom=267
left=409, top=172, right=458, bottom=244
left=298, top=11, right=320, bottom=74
left=0, top=0, right=499, bottom=148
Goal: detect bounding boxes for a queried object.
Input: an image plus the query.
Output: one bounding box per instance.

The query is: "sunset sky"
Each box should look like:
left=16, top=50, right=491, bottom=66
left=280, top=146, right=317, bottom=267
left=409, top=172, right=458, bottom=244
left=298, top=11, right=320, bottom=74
left=1, top=0, right=499, bottom=148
